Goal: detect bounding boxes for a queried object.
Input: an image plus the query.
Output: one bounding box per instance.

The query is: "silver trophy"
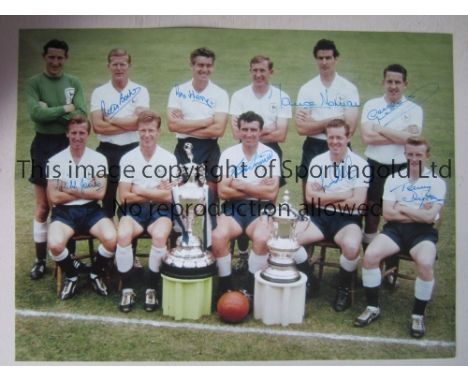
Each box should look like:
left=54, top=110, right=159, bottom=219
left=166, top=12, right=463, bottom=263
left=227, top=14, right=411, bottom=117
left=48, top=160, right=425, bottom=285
left=260, top=190, right=308, bottom=283
left=161, top=143, right=216, bottom=279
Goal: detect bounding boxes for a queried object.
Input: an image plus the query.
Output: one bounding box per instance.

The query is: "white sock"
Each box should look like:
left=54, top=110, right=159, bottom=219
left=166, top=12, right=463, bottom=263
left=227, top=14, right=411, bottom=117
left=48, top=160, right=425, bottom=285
left=116, top=244, right=133, bottom=273
left=362, top=232, right=377, bottom=244
left=217, top=254, right=232, bottom=277
left=149, top=245, right=167, bottom=273
left=339, top=254, right=360, bottom=272
left=98, top=243, right=114, bottom=259
left=415, top=278, right=435, bottom=301
left=362, top=267, right=381, bottom=288
left=33, top=220, right=48, bottom=243
left=293, top=246, right=308, bottom=263
left=248, top=250, right=268, bottom=274
left=50, top=248, right=69, bottom=262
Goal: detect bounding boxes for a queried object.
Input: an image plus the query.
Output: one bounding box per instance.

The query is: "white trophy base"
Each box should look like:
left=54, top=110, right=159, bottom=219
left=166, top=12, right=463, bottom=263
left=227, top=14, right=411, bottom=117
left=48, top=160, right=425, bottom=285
left=254, top=270, right=307, bottom=326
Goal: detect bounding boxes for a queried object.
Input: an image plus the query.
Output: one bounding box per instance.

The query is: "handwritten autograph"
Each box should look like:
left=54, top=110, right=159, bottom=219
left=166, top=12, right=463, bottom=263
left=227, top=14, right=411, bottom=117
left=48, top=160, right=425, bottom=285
left=366, top=82, right=439, bottom=126
left=390, top=182, right=444, bottom=208
left=320, top=154, right=359, bottom=190
left=280, top=86, right=359, bottom=109
left=228, top=149, right=274, bottom=178
left=100, top=87, right=141, bottom=118
left=63, top=178, right=104, bottom=193
left=174, top=86, right=214, bottom=108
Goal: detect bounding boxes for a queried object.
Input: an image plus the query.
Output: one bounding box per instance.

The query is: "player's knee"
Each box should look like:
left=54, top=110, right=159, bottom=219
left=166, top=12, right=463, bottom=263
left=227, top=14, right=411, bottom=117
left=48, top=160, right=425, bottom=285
left=151, top=232, right=169, bottom=248
left=211, top=228, right=229, bottom=246
left=341, top=238, right=361, bottom=258
left=117, top=229, right=133, bottom=247
left=48, top=237, right=66, bottom=255
left=101, top=229, right=117, bottom=249
left=416, top=259, right=434, bottom=279
left=362, top=249, right=381, bottom=268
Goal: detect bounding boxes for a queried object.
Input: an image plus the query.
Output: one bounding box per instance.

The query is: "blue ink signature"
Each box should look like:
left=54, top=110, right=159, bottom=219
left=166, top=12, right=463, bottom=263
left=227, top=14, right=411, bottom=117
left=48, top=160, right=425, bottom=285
left=100, top=87, right=141, bottom=118
left=228, top=149, right=274, bottom=178
left=390, top=182, right=443, bottom=208
left=321, top=154, right=359, bottom=190
left=279, top=84, right=359, bottom=109
left=366, top=82, right=439, bottom=127
left=65, top=178, right=103, bottom=192
left=174, top=85, right=214, bottom=108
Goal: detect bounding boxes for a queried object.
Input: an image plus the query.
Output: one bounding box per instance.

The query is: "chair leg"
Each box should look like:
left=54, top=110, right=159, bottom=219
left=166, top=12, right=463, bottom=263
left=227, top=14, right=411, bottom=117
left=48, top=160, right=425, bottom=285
left=318, top=246, right=326, bottom=284
left=55, top=263, right=62, bottom=297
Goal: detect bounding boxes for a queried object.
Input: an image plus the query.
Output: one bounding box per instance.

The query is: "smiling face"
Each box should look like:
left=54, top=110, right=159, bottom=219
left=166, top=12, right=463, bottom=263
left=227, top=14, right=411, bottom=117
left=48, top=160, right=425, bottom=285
left=383, top=71, right=407, bottom=104
left=138, top=120, right=159, bottom=151
left=43, top=48, right=67, bottom=78
left=66, top=122, right=89, bottom=152
left=326, top=125, right=350, bottom=160
left=250, top=60, right=273, bottom=88
left=405, top=143, right=429, bottom=174
left=239, top=120, right=262, bottom=150
left=108, top=54, right=131, bottom=84
left=315, top=49, right=337, bottom=77
left=191, top=55, right=214, bottom=83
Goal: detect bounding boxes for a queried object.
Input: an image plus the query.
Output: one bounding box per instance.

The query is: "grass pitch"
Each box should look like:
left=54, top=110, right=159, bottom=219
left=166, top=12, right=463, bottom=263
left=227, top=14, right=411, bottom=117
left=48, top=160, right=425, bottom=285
left=15, top=27, right=455, bottom=362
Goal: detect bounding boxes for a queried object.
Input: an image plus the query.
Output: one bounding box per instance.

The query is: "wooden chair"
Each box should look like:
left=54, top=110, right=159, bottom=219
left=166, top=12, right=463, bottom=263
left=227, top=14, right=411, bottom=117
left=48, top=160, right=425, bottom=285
left=54, top=234, right=94, bottom=296
left=380, top=252, right=416, bottom=288
left=309, top=239, right=357, bottom=304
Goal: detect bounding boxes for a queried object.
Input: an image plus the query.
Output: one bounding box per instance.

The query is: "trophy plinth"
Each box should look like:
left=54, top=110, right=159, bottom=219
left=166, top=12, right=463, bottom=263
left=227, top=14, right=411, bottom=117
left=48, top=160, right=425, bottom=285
left=260, top=190, right=305, bottom=283
left=161, top=142, right=216, bottom=280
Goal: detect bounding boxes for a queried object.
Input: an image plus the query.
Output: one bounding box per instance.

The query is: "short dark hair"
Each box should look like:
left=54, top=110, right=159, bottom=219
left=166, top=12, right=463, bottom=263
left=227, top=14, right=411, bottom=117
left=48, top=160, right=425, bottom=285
left=406, top=136, right=430, bottom=154
left=313, top=39, right=339, bottom=58
left=384, top=64, right=407, bottom=82
left=325, top=119, right=350, bottom=137
left=67, top=113, right=91, bottom=133
left=250, top=55, right=273, bottom=70
left=43, top=39, right=69, bottom=57
left=137, top=109, right=161, bottom=129
left=190, top=47, right=215, bottom=64
left=107, top=48, right=132, bottom=64
left=237, top=111, right=264, bottom=130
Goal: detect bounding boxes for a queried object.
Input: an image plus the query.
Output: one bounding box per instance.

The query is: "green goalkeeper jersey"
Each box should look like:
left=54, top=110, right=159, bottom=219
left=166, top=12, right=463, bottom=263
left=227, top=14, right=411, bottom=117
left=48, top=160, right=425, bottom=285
left=26, top=72, right=87, bottom=135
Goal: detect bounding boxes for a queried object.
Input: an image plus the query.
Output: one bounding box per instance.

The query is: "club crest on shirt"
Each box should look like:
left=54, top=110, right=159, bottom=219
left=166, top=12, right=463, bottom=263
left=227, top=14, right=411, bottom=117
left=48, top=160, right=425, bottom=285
left=64, top=87, right=75, bottom=105
left=269, top=102, right=278, bottom=115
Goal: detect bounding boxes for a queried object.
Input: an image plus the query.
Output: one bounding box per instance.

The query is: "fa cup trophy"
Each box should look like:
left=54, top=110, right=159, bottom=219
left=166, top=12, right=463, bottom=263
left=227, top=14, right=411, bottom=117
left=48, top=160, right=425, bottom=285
left=161, top=143, right=216, bottom=279
left=260, top=190, right=307, bottom=283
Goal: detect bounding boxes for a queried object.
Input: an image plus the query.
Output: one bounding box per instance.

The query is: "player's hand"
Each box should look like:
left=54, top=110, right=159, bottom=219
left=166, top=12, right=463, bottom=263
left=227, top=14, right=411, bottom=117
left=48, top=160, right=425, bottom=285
left=295, top=109, right=310, bottom=123
left=372, top=124, right=382, bottom=132
left=170, top=109, right=184, bottom=120
left=205, top=116, right=215, bottom=126
left=231, top=179, right=245, bottom=191
left=422, top=202, right=433, bottom=210
left=157, top=180, right=173, bottom=190
left=261, top=178, right=275, bottom=186
left=63, top=104, right=76, bottom=113
left=405, top=124, right=420, bottom=134
left=38, top=101, right=48, bottom=108
left=131, top=185, right=145, bottom=196
left=310, top=182, right=323, bottom=192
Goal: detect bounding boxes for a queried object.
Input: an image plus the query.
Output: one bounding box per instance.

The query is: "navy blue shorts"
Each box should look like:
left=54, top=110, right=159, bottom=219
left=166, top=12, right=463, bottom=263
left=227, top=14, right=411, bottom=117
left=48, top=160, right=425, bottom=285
left=118, top=202, right=173, bottom=231
left=309, top=207, right=362, bottom=241
left=366, top=158, right=407, bottom=204
left=381, top=221, right=438, bottom=254
left=29, top=133, right=69, bottom=187
left=50, top=202, right=107, bottom=234
left=175, top=137, right=220, bottom=182
left=222, top=200, right=271, bottom=232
